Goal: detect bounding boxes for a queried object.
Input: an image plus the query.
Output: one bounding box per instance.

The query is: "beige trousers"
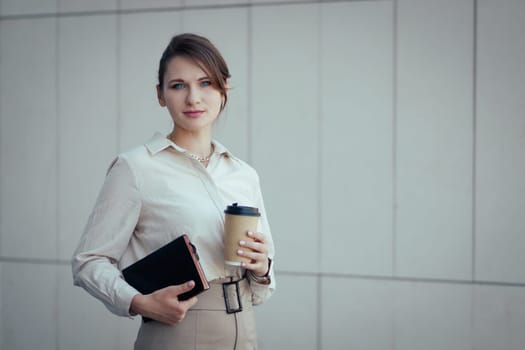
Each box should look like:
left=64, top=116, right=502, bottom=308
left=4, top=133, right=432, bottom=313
left=134, top=278, right=257, bottom=350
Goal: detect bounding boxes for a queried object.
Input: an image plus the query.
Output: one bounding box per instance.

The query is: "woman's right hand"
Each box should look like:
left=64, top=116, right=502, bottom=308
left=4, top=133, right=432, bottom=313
left=130, top=280, right=198, bottom=325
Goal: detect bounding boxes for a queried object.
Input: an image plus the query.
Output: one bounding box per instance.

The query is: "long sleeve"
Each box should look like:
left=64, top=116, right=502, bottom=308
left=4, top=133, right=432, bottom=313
left=72, top=156, right=142, bottom=317
left=72, top=134, right=277, bottom=315
left=248, top=174, right=276, bottom=305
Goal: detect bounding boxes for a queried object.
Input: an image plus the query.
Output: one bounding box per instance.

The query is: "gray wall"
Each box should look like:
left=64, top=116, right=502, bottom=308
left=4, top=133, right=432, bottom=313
left=1, top=0, right=524, bottom=349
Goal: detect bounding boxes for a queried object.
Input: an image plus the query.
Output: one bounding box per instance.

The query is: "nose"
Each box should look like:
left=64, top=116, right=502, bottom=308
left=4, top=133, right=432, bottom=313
left=186, top=85, right=201, bottom=105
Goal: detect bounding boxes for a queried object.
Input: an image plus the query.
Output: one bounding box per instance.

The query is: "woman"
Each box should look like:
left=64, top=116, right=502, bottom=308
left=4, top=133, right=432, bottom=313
left=72, top=33, right=275, bottom=350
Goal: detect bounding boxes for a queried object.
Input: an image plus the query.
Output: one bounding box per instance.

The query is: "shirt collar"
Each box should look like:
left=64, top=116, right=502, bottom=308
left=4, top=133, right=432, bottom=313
left=144, top=132, right=233, bottom=158
left=210, top=139, right=231, bottom=158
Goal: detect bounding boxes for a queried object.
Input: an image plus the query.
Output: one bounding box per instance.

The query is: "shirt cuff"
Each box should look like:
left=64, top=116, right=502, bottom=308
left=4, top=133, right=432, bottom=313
left=116, top=283, right=141, bottom=318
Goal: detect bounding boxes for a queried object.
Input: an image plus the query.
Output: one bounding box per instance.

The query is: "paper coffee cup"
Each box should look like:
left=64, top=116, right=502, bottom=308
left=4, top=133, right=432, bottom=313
left=224, top=203, right=260, bottom=266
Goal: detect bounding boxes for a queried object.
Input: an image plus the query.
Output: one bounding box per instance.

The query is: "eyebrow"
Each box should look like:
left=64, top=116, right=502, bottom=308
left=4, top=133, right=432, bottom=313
left=167, top=76, right=210, bottom=84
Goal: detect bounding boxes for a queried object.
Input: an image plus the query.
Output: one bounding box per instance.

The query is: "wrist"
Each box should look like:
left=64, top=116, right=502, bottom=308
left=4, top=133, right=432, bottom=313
left=130, top=293, right=146, bottom=316
left=255, top=258, right=271, bottom=277
left=248, top=258, right=272, bottom=285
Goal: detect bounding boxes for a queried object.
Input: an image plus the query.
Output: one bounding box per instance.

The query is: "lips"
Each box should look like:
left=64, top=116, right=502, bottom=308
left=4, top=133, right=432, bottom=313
left=183, top=110, right=205, bottom=118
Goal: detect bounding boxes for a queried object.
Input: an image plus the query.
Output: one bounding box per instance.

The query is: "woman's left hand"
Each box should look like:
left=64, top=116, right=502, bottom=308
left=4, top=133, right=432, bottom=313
left=237, top=231, right=270, bottom=276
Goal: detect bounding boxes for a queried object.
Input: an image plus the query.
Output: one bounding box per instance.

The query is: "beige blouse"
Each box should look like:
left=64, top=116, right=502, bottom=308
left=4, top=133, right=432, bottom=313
left=72, top=133, right=275, bottom=317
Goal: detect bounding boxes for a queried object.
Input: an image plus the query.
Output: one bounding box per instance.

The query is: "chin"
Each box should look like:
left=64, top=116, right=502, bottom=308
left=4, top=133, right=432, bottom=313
left=176, top=123, right=213, bottom=133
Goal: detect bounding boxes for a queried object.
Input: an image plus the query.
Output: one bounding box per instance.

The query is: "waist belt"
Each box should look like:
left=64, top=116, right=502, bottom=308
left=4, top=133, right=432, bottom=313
left=142, top=277, right=251, bottom=322
left=191, top=277, right=251, bottom=314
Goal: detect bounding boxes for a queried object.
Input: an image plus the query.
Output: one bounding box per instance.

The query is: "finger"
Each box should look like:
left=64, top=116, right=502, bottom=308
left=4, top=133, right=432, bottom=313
left=169, top=311, right=186, bottom=325
left=239, top=240, right=268, bottom=255
left=246, top=231, right=266, bottom=243
left=241, top=260, right=267, bottom=275
left=237, top=249, right=266, bottom=263
left=179, top=296, right=199, bottom=310
left=167, top=297, right=197, bottom=324
left=166, top=280, right=195, bottom=297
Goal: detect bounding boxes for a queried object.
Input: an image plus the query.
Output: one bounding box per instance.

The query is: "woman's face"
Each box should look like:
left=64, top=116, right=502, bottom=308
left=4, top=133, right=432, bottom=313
left=157, top=56, right=224, bottom=135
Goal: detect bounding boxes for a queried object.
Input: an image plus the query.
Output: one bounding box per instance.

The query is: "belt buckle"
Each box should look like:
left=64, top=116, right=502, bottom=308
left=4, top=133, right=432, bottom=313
left=222, top=279, right=243, bottom=314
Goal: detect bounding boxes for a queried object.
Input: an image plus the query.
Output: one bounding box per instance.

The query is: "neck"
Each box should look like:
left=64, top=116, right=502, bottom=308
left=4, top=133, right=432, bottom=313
left=168, top=128, right=213, bottom=158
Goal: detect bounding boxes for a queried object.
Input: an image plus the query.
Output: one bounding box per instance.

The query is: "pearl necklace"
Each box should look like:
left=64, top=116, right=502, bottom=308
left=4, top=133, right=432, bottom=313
left=187, top=145, right=214, bottom=163
left=167, top=134, right=213, bottom=163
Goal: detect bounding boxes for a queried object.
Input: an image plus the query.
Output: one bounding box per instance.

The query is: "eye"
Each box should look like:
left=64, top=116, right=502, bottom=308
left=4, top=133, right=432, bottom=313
left=171, top=83, right=185, bottom=89
left=200, top=80, right=212, bottom=87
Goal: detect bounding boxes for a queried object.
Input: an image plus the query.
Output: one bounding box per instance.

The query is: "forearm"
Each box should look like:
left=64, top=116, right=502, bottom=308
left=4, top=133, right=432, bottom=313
left=72, top=255, right=139, bottom=317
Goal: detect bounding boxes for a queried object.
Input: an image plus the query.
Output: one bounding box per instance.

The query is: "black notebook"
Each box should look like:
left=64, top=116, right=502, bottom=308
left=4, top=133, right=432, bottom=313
left=122, top=234, right=209, bottom=302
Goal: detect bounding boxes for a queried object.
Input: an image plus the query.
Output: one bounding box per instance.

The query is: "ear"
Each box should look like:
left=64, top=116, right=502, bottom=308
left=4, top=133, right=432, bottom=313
left=222, top=78, right=230, bottom=105
left=156, top=84, right=166, bottom=107
left=225, top=78, right=231, bottom=97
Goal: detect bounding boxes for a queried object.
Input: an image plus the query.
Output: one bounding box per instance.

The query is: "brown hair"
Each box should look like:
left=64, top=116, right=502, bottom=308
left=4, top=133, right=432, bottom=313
left=158, top=33, right=231, bottom=111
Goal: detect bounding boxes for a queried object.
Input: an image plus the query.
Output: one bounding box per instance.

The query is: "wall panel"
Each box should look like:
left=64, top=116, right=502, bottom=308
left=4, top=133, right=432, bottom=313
left=472, top=285, right=525, bottom=350
left=252, top=0, right=305, bottom=4
left=320, top=1, right=393, bottom=276
left=396, top=0, right=474, bottom=280
left=58, top=15, right=118, bottom=260
left=475, top=0, right=525, bottom=284
left=58, top=0, right=117, bottom=12
left=0, top=263, right=57, bottom=350
left=187, top=0, right=246, bottom=6
left=0, top=18, right=58, bottom=259
left=57, top=266, right=121, bottom=350
left=255, top=275, right=317, bottom=350
left=394, top=281, right=472, bottom=350
left=0, top=0, right=56, bottom=16
left=119, top=11, right=182, bottom=151
left=322, top=277, right=393, bottom=350
left=119, top=0, right=183, bottom=10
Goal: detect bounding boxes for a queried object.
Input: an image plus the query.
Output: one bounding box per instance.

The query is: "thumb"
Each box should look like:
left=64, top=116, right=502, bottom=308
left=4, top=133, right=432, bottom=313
left=168, top=280, right=195, bottom=297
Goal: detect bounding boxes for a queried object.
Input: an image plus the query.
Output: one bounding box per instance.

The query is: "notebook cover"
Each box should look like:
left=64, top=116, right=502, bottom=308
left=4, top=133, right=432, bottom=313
left=122, top=234, right=209, bottom=301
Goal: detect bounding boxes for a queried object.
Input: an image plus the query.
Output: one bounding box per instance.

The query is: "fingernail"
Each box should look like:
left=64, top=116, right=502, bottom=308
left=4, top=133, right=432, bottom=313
left=187, top=280, right=195, bottom=287
left=239, top=240, right=246, bottom=246
left=241, top=262, right=246, bottom=267
left=247, top=231, right=254, bottom=237
left=237, top=249, right=244, bottom=255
